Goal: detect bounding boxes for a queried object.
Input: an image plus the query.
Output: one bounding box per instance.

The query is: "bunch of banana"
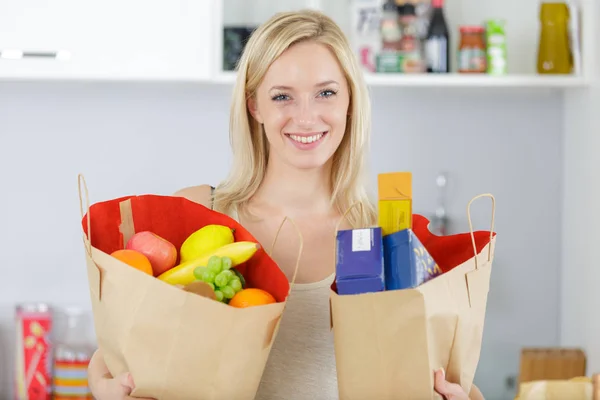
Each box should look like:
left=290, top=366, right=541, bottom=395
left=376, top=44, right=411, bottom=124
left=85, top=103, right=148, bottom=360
left=157, top=224, right=259, bottom=286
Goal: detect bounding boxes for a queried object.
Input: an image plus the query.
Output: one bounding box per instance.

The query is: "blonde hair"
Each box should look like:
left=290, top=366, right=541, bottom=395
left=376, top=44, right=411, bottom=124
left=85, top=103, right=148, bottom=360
left=213, top=9, right=377, bottom=228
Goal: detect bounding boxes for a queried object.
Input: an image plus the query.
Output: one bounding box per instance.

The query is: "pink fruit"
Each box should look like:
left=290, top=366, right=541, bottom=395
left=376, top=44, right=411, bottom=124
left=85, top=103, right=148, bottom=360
left=126, top=231, right=177, bottom=276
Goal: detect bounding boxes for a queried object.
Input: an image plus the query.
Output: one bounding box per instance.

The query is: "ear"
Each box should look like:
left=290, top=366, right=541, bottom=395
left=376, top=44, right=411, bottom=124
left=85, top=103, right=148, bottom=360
left=247, top=97, right=264, bottom=124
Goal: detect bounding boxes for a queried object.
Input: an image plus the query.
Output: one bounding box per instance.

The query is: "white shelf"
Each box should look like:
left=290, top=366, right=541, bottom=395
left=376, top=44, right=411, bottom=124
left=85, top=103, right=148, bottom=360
left=213, top=71, right=587, bottom=89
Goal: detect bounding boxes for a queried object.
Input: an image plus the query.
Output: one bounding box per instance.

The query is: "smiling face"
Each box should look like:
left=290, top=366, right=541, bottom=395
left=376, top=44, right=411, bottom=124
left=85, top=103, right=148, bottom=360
left=248, top=40, right=350, bottom=170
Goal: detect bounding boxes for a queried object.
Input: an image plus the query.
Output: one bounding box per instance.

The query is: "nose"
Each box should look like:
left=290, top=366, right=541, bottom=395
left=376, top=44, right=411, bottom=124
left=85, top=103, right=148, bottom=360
left=294, top=98, right=318, bottom=130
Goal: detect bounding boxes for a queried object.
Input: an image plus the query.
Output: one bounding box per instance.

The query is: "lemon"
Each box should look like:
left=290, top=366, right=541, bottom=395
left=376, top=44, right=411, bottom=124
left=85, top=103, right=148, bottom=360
left=180, top=225, right=235, bottom=263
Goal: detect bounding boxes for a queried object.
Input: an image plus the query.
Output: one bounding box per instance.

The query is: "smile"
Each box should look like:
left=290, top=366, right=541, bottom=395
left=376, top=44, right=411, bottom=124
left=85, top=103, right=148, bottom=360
left=286, top=132, right=327, bottom=143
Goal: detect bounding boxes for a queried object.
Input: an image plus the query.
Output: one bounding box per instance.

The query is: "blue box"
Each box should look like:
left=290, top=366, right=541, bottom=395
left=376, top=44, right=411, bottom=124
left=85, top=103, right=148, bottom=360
left=383, top=229, right=443, bottom=290
left=335, top=227, right=385, bottom=295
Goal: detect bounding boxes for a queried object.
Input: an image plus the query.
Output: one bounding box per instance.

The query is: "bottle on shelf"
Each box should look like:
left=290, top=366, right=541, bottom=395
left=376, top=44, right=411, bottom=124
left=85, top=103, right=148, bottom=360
left=397, top=2, right=426, bottom=73
left=424, top=0, right=450, bottom=73
left=380, top=0, right=402, bottom=51
left=537, top=1, right=573, bottom=74
left=52, top=307, right=94, bottom=399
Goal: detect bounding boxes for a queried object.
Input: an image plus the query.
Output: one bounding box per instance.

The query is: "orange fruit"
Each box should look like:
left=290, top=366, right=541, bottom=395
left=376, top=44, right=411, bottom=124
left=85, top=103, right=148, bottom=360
left=111, top=249, right=153, bottom=276
left=228, top=288, right=276, bottom=308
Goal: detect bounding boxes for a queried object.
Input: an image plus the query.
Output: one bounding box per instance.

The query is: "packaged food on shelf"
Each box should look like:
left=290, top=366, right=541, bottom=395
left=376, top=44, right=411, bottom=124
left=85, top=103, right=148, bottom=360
left=485, top=20, right=508, bottom=75
left=52, top=307, right=94, bottom=400
left=14, top=303, right=53, bottom=400
left=335, top=227, right=385, bottom=295
left=458, top=25, right=488, bottom=73
left=537, top=2, right=573, bottom=74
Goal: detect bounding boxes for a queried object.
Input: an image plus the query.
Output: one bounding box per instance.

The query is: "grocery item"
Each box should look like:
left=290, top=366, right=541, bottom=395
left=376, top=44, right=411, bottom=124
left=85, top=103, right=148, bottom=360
left=229, top=288, right=276, bottom=308
left=15, top=303, right=53, bottom=400
left=78, top=174, right=297, bottom=400
left=398, top=3, right=426, bottom=73
left=330, top=194, right=497, bottom=400
left=232, top=268, right=247, bottom=288
left=179, top=224, right=235, bottom=264
left=377, top=172, right=412, bottom=236
left=537, top=2, right=572, bottom=74
left=485, top=20, right=508, bottom=75
left=126, top=231, right=177, bottom=276
left=110, top=249, right=153, bottom=276
left=52, top=307, right=93, bottom=400
left=157, top=241, right=260, bottom=286
left=458, top=26, right=487, bottom=73
left=335, top=227, right=385, bottom=295
left=382, top=227, right=442, bottom=290
left=424, top=0, right=450, bottom=73
left=193, top=256, right=244, bottom=303
left=381, top=0, right=402, bottom=51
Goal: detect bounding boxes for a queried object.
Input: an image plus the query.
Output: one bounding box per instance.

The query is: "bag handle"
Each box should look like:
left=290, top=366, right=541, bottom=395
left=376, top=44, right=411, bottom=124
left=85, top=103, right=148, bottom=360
left=467, top=193, right=496, bottom=269
left=268, top=216, right=303, bottom=289
left=78, top=173, right=104, bottom=300
left=263, top=216, right=303, bottom=349
left=78, top=173, right=92, bottom=255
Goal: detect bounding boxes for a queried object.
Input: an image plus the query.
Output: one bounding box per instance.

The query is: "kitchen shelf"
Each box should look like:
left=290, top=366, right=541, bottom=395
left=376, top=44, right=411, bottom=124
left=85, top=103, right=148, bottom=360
left=213, top=71, right=587, bottom=89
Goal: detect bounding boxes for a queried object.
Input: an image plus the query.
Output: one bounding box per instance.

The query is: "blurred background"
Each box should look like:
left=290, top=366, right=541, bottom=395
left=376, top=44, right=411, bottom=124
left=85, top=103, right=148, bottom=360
left=0, top=0, right=598, bottom=399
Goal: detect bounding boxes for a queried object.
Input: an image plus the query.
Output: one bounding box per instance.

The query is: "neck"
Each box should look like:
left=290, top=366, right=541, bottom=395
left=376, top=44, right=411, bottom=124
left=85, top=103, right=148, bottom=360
left=253, top=155, right=334, bottom=216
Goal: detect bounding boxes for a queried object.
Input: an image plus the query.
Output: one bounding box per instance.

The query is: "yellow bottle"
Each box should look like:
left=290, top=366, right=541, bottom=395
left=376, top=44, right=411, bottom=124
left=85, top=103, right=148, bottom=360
left=537, top=2, right=572, bottom=74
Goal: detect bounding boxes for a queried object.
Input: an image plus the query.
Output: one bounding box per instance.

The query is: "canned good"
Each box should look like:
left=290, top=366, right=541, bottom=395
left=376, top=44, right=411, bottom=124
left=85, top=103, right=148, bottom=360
left=14, top=303, right=53, bottom=400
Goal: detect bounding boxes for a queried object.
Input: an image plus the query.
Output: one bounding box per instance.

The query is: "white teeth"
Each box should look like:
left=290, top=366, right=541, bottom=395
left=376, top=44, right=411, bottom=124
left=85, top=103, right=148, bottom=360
left=289, top=133, right=324, bottom=144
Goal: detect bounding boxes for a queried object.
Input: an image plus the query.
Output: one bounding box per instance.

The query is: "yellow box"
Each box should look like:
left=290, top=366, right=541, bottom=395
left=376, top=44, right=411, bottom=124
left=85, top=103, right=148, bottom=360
left=378, top=172, right=412, bottom=236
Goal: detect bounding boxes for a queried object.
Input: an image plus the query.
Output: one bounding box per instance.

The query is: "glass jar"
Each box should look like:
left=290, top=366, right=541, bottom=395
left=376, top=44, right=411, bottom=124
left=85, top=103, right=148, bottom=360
left=537, top=2, right=572, bottom=74
left=457, top=26, right=487, bottom=73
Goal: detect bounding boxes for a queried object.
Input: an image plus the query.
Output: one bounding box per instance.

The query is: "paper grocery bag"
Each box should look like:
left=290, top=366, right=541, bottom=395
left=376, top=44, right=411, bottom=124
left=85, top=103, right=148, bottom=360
left=330, top=194, right=497, bottom=400
left=77, top=175, right=301, bottom=400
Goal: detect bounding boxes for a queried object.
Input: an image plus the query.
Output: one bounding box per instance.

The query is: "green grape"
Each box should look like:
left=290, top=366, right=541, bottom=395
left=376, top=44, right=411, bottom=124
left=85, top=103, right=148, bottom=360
left=221, top=256, right=233, bottom=270
left=206, top=282, right=215, bottom=291
left=207, top=256, right=223, bottom=274
left=221, top=286, right=235, bottom=299
left=193, top=266, right=207, bottom=281
left=214, top=290, right=224, bottom=302
left=201, top=270, right=216, bottom=284
left=231, top=268, right=246, bottom=288
left=215, top=270, right=234, bottom=288
left=230, top=278, right=242, bottom=292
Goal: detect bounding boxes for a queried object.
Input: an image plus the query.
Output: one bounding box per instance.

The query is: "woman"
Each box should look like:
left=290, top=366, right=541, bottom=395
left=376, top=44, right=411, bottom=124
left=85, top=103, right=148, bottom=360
left=88, top=9, right=484, bottom=400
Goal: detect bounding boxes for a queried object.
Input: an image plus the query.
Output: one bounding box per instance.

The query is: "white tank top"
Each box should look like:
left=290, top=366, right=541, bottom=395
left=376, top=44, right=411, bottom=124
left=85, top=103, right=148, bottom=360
left=223, top=204, right=339, bottom=400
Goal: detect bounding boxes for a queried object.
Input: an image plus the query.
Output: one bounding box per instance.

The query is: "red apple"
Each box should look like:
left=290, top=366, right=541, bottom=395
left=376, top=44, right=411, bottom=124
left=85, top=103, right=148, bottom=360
left=126, top=231, right=177, bottom=276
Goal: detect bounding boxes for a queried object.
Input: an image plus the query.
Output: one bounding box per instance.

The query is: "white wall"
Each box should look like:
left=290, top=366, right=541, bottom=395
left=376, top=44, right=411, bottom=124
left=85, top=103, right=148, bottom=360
left=0, top=82, right=564, bottom=399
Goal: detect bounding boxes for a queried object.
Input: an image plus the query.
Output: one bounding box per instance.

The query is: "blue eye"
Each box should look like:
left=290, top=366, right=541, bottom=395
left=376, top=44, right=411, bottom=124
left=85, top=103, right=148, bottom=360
left=272, top=93, right=290, bottom=101
left=320, top=89, right=337, bottom=98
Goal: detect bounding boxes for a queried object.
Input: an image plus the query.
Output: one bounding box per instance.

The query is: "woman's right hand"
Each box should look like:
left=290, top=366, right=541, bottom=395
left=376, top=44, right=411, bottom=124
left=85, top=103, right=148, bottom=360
left=88, top=349, right=155, bottom=400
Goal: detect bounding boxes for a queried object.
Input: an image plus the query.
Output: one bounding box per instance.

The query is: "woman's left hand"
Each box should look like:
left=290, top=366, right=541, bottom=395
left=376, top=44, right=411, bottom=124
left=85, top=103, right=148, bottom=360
left=434, top=368, right=470, bottom=400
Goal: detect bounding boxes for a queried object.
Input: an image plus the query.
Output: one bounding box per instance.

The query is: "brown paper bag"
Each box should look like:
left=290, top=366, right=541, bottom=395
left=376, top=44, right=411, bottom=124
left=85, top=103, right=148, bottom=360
left=77, top=175, right=302, bottom=400
left=330, top=194, right=497, bottom=400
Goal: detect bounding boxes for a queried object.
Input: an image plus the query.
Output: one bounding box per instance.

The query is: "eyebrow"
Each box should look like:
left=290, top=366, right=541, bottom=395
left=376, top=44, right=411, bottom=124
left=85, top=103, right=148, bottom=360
left=269, top=80, right=339, bottom=91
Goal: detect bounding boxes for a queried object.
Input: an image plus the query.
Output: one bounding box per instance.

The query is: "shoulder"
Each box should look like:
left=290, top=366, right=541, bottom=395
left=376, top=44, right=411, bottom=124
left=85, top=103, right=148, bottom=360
left=172, top=184, right=214, bottom=208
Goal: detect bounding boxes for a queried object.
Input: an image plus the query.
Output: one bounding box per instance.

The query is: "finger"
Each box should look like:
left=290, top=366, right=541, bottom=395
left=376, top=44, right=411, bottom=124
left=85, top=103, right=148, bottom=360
left=116, top=372, right=135, bottom=392
left=434, top=369, right=451, bottom=394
